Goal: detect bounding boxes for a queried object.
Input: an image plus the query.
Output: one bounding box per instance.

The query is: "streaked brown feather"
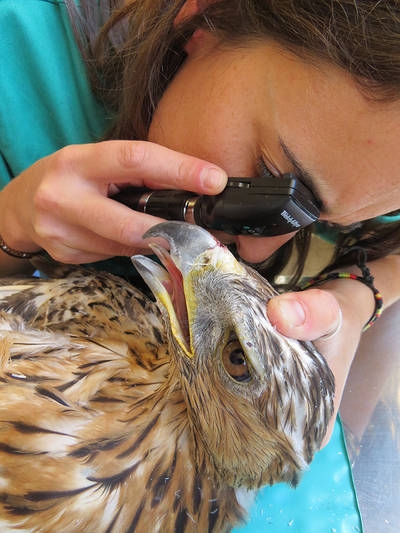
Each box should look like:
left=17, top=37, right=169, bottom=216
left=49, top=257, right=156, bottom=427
left=0, top=266, right=245, bottom=532
left=0, top=233, right=334, bottom=532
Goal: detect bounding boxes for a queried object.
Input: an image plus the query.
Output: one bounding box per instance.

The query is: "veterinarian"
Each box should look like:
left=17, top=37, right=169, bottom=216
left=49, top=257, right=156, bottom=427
left=0, top=1, right=399, bottom=528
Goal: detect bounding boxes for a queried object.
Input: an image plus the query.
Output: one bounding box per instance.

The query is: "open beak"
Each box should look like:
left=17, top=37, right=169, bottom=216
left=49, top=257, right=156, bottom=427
left=131, top=222, right=220, bottom=357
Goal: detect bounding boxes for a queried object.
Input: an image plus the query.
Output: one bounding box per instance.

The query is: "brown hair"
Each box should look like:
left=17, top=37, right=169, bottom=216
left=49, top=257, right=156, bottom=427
left=66, top=0, right=400, bottom=286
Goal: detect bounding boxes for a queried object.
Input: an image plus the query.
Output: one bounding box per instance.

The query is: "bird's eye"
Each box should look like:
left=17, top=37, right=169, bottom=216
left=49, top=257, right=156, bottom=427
left=221, top=340, right=251, bottom=383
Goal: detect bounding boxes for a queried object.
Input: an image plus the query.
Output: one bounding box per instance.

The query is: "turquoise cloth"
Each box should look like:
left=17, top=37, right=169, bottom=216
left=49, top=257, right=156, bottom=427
left=235, top=419, right=362, bottom=532
left=0, top=2, right=362, bottom=531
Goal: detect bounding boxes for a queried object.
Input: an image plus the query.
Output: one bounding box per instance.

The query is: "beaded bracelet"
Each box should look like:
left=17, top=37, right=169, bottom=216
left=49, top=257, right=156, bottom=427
left=0, top=234, right=42, bottom=259
left=300, top=247, right=383, bottom=332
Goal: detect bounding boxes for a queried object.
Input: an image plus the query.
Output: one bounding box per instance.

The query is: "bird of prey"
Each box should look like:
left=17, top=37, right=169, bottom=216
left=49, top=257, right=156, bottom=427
left=0, top=221, right=334, bottom=532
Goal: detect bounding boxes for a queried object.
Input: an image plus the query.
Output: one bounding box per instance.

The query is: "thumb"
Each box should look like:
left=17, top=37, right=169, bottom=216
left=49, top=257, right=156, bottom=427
left=267, top=289, right=341, bottom=341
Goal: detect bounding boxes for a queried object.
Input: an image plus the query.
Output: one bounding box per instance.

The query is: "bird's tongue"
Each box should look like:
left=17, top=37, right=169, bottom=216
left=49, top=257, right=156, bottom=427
left=148, top=242, right=190, bottom=348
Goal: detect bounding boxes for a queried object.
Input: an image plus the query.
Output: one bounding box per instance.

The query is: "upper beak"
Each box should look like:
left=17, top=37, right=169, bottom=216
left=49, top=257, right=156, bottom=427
left=141, top=221, right=219, bottom=275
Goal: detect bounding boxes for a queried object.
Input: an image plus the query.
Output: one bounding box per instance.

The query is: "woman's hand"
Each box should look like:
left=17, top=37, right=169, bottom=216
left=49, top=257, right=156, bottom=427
left=0, top=141, right=227, bottom=267
left=267, top=276, right=377, bottom=447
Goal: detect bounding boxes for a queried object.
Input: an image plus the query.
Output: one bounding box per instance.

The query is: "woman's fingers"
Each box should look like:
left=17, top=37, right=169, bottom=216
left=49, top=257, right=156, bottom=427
left=61, top=141, right=228, bottom=193
left=266, top=288, right=342, bottom=341
left=33, top=215, right=152, bottom=263
left=34, top=190, right=165, bottom=250
left=1, top=140, right=228, bottom=264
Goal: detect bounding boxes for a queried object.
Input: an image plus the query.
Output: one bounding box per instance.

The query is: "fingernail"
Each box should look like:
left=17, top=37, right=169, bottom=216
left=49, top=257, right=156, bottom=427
left=277, top=298, right=306, bottom=327
left=201, top=168, right=227, bottom=192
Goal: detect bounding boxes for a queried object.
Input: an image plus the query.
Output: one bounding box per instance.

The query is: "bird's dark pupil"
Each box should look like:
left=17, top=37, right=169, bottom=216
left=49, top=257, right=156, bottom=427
left=230, top=349, right=246, bottom=366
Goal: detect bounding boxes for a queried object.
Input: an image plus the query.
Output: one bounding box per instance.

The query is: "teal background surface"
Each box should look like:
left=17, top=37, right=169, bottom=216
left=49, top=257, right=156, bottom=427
left=235, top=419, right=362, bottom=532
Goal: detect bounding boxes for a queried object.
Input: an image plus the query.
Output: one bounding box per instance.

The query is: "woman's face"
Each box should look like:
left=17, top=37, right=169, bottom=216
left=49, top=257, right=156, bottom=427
left=148, top=35, right=400, bottom=262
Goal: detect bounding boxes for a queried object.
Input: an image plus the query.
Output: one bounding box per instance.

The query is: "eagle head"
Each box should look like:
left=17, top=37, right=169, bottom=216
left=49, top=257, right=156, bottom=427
left=132, top=222, right=334, bottom=490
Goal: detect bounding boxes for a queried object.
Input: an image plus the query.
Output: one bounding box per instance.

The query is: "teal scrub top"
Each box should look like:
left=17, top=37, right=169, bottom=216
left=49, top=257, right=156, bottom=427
left=0, top=0, right=109, bottom=185
left=0, top=1, right=362, bottom=531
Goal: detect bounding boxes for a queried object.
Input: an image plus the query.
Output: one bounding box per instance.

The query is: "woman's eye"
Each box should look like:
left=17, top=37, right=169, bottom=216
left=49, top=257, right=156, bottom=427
left=221, top=340, right=251, bottom=383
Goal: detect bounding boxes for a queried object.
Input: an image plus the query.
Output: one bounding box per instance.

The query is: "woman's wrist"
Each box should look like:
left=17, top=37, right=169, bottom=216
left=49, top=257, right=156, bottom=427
left=300, top=248, right=395, bottom=333
left=0, top=184, right=41, bottom=253
left=302, top=269, right=382, bottom=332
left=0, top=187, right=40, bottom=275
left=312, top=276, right=374, bottom=333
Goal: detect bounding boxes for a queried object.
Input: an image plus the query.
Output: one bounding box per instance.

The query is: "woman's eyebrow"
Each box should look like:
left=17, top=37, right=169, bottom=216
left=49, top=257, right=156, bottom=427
left=279, top=138, right=325, bottom=211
